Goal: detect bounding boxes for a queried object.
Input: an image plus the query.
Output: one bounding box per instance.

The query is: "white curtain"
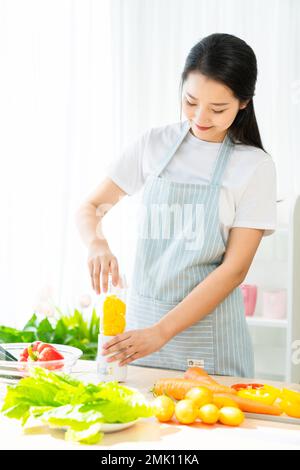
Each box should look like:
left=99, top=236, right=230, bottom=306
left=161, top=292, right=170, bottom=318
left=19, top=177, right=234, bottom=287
left=0, top=0, right=299, bottom=327
left=0, top=0, right=114, bottom=326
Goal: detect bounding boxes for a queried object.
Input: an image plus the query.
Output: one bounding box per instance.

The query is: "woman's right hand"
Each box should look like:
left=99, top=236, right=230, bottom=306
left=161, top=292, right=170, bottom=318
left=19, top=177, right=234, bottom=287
left=87, top=239, right=120, bottom=294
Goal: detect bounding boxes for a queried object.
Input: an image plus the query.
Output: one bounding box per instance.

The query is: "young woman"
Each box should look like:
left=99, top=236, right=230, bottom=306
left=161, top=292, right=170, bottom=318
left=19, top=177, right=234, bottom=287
left=76, top=33, right=277, bottom=377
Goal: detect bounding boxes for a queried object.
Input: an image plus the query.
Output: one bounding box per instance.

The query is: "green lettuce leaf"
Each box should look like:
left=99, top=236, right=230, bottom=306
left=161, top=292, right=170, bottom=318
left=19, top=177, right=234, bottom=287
left=65, top=423, right=104, bottom=445
left=41, top=404, right=105, bottom=430
left=1, top=367, right=153, bottom=445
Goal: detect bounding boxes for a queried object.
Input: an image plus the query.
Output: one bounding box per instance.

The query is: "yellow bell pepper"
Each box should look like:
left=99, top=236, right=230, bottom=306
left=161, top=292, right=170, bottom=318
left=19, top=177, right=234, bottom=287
left=261, top=384, right=281, bottom=399
left=237, top=388, right=277, bottom=405
left=280, top=388, right=300, bottom=404
left=279, top=400, right=300, bottom=418
left=102, top=294, right=126, bottom=336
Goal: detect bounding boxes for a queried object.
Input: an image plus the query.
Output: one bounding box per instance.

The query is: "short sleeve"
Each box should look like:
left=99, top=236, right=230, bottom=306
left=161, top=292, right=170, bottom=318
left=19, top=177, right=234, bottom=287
left=104, top=129, right=150, bottom=195
left=232, top=158, right=277, bottom=236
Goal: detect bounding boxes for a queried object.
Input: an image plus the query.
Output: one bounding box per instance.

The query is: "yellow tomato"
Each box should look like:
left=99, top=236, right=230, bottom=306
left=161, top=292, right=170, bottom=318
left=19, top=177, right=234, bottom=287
left=198, top=404, right=220, bottom=424
left=185, top=387, right=213, bottom=408
left=279, top=400, right=300, bottom=418
left=213, top=395, right=239, bottom=409
left=218, top=407, right=245, bottom=427
left=152, top=396, right=175, bottom=422
left=175, top=399, right=198, bottom=425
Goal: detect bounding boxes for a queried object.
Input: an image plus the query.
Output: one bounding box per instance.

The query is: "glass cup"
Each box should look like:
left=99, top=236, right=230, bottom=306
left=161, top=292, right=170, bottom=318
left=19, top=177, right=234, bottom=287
left=262, top=289, right=287, bottom=319
left=96, top=273, right=128, bottom=382
left=240, top=284, right=257, bottom=317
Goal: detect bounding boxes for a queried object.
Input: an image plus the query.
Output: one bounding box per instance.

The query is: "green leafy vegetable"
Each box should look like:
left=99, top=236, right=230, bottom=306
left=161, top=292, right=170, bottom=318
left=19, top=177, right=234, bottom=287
left=0, top=308, right=100, bottom=360
left=23, top=313, right=40, bottom=331
left=65, top=423, right=104, bottom=445
left=1, top=367, right=153, bottom=445
left=0, top=325, right=35, bottom=343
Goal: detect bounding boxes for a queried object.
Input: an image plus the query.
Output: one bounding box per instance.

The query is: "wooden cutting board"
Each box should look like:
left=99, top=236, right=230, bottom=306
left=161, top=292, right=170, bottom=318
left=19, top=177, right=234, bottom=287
left=245, top=412, right=300, bottom=425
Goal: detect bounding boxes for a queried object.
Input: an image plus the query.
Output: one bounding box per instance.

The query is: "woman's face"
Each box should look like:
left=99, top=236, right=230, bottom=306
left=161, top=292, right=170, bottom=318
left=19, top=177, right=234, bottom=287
left=182, top=72, right=249, bottom=143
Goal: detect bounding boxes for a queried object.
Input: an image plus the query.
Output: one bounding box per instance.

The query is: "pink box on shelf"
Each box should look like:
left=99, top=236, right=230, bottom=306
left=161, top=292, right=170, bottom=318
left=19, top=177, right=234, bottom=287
left=240, top=284, right=257, bottom=317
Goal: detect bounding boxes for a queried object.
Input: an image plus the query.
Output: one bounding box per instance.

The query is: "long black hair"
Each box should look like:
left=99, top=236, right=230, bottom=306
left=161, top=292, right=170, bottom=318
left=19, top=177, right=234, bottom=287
left=179, top=33, right=267, bottom=153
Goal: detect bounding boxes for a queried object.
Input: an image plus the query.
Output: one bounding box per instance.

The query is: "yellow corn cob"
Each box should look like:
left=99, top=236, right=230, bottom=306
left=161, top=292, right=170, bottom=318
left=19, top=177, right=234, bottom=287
left=102, top=294, right=126, bottom=336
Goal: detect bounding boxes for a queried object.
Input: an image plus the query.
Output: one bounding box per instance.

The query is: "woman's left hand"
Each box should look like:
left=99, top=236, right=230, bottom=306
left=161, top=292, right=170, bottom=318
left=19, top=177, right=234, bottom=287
left=101, top=325, right=168, bottom=366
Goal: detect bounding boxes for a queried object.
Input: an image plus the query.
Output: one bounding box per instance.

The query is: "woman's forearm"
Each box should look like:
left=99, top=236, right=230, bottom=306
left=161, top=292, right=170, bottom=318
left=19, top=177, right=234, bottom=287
left=156, top=264, right=245, bottom=341
left=75, top=178, right=126, bottom=251
left=75, top=202, right=110, bottom=250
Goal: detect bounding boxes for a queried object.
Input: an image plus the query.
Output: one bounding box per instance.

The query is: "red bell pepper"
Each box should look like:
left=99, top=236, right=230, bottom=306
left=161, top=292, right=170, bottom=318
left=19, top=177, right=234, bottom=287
left=19, top=341, right=64, bottom=369
left=231, top=383, right=264, bottom=391
left=32, top=341, right=42, bottom=352
left=20, top=348, right=29, bottom=362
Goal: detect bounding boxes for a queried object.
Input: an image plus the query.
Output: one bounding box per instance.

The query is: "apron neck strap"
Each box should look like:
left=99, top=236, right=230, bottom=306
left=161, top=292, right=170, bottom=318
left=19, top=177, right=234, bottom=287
left=210, top=133, right=235, bottom=186
left=153, top=120, right=191, bottom=177
left=153, top=120, right=234, bottom=185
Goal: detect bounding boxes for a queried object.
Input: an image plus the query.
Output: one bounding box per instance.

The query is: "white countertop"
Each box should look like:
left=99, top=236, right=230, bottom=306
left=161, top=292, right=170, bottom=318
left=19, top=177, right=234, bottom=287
left=1, top=360, right=300, bottom=450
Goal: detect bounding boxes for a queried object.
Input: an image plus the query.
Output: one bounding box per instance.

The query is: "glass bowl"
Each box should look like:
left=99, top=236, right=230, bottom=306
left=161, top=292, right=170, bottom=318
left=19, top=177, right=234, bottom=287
left=0, top=343, right=83, bottom=384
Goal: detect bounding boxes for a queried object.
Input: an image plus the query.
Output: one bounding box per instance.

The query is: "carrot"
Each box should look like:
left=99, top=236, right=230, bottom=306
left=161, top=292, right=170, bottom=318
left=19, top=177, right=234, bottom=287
left=153, top=378, right=235, bottom=400
left=184, top=366, right=210, bottom=379
left=213, top=393, right=282, bottom=416
left=153, top=378, right=205, bottom=400
left=184, top=367, right=236, bottom=395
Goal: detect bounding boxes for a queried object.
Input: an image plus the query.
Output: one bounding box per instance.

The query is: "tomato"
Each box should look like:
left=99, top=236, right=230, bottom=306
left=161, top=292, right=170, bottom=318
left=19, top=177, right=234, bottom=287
left=279, top=400, right=300, bottom=418
left=152, top=396, right=175, bottom=422
left=198, top=404, right=220, bottom=424
left=175, top=399, right=198, bottom=425
left=213, top=395, right=239, bottom=409
left=185, top=386, right=213, bottom=408
left=218, top=407, right=245, bottom=426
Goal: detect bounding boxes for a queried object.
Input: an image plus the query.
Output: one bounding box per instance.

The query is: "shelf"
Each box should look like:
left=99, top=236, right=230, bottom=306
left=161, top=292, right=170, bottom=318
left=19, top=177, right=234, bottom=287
left=242, top=195, right=300, bottom=382
left=246, top=317, right=287, bottom=328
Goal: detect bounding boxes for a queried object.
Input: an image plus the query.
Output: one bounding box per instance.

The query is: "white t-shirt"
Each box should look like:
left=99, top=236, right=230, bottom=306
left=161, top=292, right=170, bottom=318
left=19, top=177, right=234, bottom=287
left=105, top=120, right=277, bottom=243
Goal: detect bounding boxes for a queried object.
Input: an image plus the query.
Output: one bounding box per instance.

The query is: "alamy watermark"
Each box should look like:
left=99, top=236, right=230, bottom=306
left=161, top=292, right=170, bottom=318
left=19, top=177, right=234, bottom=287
left=95, top=199, right=205, bottom=251
left=291, top=340, right=300, bottom=366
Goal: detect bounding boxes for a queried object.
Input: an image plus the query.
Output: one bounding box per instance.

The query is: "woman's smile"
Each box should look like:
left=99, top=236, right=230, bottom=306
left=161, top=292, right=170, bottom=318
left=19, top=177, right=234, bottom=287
left=194, top=123, right=214, bottom=131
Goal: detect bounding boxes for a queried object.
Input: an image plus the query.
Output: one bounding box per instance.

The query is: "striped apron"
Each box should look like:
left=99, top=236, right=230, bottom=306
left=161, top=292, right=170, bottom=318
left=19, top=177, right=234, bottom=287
left=126, top=119, right=255, bottom=377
